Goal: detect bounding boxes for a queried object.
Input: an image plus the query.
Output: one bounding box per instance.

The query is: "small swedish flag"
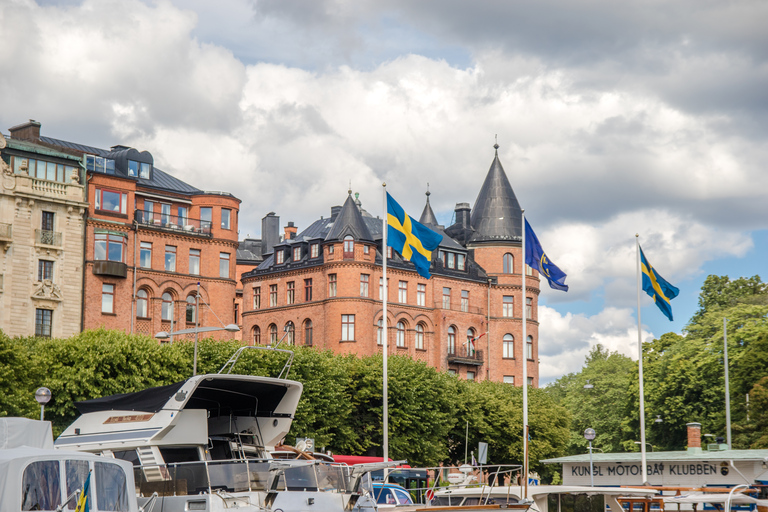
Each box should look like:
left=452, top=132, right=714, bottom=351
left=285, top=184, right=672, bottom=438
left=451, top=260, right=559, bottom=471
left=386, top=192, right=442, bottom=279
left=640, top=246, right=679, bottom=321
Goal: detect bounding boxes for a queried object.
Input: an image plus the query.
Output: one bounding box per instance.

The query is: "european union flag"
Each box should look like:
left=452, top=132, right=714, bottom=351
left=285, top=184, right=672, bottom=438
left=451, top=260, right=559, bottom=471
left=524, top=218, right=568, bottom=292
left=387, top=192, right=442, bottom=279
left=640, top=246, right=679, bottom=321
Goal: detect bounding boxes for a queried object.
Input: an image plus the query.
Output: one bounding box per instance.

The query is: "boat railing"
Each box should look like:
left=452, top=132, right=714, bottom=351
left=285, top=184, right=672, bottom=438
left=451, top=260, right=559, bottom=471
left=218, top=344, right=295, bottom=379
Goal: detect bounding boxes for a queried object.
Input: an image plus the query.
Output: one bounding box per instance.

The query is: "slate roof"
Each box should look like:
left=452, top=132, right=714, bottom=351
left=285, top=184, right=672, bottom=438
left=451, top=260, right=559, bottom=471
left=325, top=193, right=374, bottom=242
left=468, top=144, right=523, bottom=244
left=237, top=238, right=264, bottom=265
left=418, top=191, right=440, bottom=227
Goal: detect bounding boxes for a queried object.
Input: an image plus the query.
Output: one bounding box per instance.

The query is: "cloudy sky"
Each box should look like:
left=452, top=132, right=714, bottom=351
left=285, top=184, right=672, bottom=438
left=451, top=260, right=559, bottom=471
left=2, top=0, right=766, bottom=383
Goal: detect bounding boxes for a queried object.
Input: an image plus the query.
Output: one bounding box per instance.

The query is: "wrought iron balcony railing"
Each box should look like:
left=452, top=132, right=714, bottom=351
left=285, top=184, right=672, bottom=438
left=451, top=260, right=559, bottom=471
left=135, top=210, right=212, bottom=237
left=36, top=229, right=62, bottom=246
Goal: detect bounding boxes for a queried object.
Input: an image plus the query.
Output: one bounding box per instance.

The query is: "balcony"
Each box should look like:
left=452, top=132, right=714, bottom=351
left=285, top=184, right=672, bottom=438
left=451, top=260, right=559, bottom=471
left=435, top=300, right=483, bottom=315
left=92, top=260, right=128, bottom=278
left=448, top=349, right=484, bottom=366
left=135, top=210, right=212, bottom=238
left=35, top=229, right=62, bottom=247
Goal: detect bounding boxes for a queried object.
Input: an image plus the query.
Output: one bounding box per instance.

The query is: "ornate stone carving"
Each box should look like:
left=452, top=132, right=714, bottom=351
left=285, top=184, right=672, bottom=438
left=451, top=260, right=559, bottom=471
left=32, top=280, right=63, bottom=301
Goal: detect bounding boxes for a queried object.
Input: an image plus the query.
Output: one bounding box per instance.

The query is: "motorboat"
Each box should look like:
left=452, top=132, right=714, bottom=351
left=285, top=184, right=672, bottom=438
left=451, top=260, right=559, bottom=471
left=1, top=417, right=139, bottom=512
left=54, top=346, right=378, bottom=512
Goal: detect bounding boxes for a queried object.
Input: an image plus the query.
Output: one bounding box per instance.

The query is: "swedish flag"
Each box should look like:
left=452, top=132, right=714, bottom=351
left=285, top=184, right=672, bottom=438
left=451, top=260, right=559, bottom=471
left=75, top=471, right=91, bottom=512
left=640, top=246, right=679, bottom=321
left=387, top=192, right=442, bottom=279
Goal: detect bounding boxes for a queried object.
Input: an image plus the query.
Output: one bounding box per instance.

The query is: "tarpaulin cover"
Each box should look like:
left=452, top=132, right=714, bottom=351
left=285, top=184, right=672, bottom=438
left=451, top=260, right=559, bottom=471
left=75, top=381, right=186, bottom=414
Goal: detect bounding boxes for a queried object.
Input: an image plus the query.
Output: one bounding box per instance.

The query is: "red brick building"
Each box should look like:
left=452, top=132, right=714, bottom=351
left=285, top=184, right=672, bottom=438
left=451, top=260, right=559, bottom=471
left=13, top=122, right=242, bottom=340
left=241, top=145, right=541, bottom=385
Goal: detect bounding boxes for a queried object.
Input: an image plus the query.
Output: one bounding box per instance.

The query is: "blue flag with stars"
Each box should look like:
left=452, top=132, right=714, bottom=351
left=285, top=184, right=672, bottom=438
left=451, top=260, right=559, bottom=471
left=640, top=246, right=679, bottom=321
left=387, top=192, right=442, bottom=279
left=524, top=218, right=568, bottom=292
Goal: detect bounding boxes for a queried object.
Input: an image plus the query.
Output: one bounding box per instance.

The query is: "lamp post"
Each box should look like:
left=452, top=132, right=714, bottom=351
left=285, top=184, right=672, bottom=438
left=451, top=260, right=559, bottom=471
left=35, top=387, right=51, bottom=421
left=155, top=323, right=240, bottom=376
left=584, top=428, right=596, bottom=487
left=634, top=441, right=654, bottom=452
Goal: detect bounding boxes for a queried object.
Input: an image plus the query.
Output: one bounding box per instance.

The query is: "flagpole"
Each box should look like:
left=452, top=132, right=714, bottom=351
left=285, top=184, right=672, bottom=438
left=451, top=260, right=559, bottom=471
left=636, top=234, right=648, bottom=484
left=521, top=210, right=528, bottom=498
left=382, top=183, right=389, bottom=463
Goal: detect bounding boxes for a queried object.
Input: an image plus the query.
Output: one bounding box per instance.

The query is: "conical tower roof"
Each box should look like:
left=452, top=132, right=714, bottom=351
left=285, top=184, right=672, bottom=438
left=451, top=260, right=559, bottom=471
left=325, top=192, right=374, bottom=242
left=468, top=144, right=523, bottom=244
left=419, top=190, right=439, bottom=226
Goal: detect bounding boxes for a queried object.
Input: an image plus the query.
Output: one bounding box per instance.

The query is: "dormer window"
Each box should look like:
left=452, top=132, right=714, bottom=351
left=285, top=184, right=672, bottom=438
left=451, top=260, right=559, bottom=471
left=343, top=235, right=354, bottom=258
left=86, top=155, right=116, bottom=174
left=311, top=244, right=319, bottom=258
left=128, top=160, right=151, bottom=179
left=293, top=247, right=301, bottom=261
left=276, top=251, right=284, bottom=264
left=457, top=254, right=465, bottom=270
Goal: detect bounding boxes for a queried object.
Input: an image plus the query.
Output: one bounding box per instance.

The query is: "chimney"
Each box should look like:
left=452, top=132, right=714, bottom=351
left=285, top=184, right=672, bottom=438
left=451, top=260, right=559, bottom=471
left=261, top=212, right=280, bottom=257
left=9, top=120, right=41, bottom=142
left=330, top=205, right=342, bottom=220
left=686, top=422, right=702, bottom=454
left=284, top=221, right=297, bottom=240
left=454, top=202, right=471, bottom=227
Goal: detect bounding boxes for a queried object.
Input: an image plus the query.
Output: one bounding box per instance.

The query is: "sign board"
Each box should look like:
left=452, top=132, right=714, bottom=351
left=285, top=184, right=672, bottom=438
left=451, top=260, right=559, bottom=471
left=478, top=442, right=488, bottom=464
left=561, top=460, right=762, bottom=487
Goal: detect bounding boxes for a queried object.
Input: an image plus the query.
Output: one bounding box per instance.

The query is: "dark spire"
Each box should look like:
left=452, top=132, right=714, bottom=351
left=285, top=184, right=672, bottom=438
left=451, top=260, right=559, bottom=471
left=419, top=185, right=439, bottom=226
left=467, top=143, right=523, bottom=244
left=325, top=192, right=374, bottom=242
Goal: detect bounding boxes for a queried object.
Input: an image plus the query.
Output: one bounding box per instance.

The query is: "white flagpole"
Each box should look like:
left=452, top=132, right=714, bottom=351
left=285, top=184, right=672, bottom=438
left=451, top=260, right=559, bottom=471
left=636, top=235, right=648, bottom=484
left=382, top=183, right=389, bottom=462
left=521, top=210, right=528, bottom=497
left=724, top=317, right=732, bottom=449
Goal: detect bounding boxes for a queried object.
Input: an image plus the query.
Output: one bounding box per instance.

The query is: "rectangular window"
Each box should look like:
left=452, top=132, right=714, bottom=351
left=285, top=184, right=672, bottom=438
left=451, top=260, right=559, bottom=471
left=270, top=284, right=278, bottom=306
left=143, top=200, right=155, bottom=222
left=189, top=249, right=200, bottom=275
left=38, top=260, right=54, bottom=281
left=328, top=245, right=334, bottom=254
left=286, top=281, right=295, bottom=305
left=200, top=207, right=212, bottom=233
left=41, top=211, right=54, bottom=231
left=311, top=244, right=319, bottom=258
left=128, top=160, right=150, bottom=178
left=442, top=287, right=451, bottom=309
left=219, top=252, right=230, bottom=278
left=305, top=279, right=313, bottom=301
left=161, top=203, right=171, bottom=225
left=328, top=274, right=337, bottom=297
left=527, top=336, right=534, bottom=360
left=447, top=252, right=455, bottom=269
left=457, top=254, right=465, bottom=271
left=253, top=287, right=261, bottom=309
left=387, top=246, right=392, bottom=258
left=221, top=208, right=231, bottom=229
left=379, top=278, right=384, bottom=300
left=364, top=245, right=370, bottom=254
left=102, top=284, right=115, bottom=313
left=416, top=283, right=426, bottom=306
left=503, top=296, right=514, bottom=317
left=503, top=376, right=515, bottom=385
left=398, top=281, right=407, bottom=303
left=467, top=371, right=475, bottom=381
left=526, top=297, right=532, bottom=319
left=165, top=246, right=176, bottom=272
left=503, top=337, right=514, bottom=358
left=293, top=247, right=301, bottom=261
left=35, top=309, right=52, bottom=337
left=178, top=206, right=188, bottom=226
left=276, top=251, right=284, bottom=264
left=95, top=188, right=127, bottom=214
left=528, top=377, right=534, bottom=386
left=140, top=242, right=152, bottom=268
left=94, top=234, right=125, bottom=262
left=526, top=264, right=534, bottom=276
left=85, top=155, right=116, bottom=175
left=461, top=290, right=469, bottom=312
left=360, top=274, right=369, bottom=297
left=341, top=314, right=355, bottom=341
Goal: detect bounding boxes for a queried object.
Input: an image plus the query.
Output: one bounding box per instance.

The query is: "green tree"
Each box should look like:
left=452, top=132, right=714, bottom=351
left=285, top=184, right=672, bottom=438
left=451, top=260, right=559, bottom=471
left=690, top=275, right=766, bottom=324
left=0, top=331, right=39, bottom=418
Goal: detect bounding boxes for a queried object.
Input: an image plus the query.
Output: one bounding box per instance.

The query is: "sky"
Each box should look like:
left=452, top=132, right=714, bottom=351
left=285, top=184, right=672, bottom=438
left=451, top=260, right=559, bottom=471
left=2, top=0, right=766, bottom=384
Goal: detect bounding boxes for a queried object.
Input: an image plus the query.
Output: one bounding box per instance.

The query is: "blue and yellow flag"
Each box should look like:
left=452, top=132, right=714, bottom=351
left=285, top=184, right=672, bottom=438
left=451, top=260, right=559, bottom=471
left=75, top=471, right=91, bottom=512
left=640, top=246, right=679, bottom=321
left=524, top=218, right=568, bottom=292
left=387, top=192, right=442, bottom=279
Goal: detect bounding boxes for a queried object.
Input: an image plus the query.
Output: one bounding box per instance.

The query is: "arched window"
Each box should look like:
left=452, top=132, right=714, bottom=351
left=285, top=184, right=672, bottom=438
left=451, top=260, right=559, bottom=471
left=304, top=319, right=313, bottom=346
left=343, top=235, right=354, bottom=257
left=415, top=323, right=425, bottom=350
left=377, top=319, right=383, bottom=346
left=252, top=326, right=261, bottom=345
left=285, top=321, right=295, bottom=345
left=503, top=334, right=514, bottom=358
left=162, top=292, right=173, bottom=321
left=503, top=253, right=514, bottom=274
left=269, top=324, right=278, bottom=345
left=186, top=295, right=197, bottom=323
left=396, top=321, right=406, bottom=347
left=447, top=326, right=456, bottom=355
left=466, top=328, right=476, bottom=355
left=527, top=335, right=534, bottom=360
left=136, top=289, right=149, bottom=318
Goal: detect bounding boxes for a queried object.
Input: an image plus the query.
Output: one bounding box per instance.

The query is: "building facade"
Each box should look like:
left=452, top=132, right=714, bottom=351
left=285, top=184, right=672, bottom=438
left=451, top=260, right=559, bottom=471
left=0, top=125, right=88, bottom=338
left=241, top=145, right=541, bottom=385
left=6, top=120, right=242, bottom=340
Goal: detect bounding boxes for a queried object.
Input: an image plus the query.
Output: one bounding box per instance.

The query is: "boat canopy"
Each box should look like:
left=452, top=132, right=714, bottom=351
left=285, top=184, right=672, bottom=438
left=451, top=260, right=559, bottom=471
left=0, top=417, right=54, bottom=449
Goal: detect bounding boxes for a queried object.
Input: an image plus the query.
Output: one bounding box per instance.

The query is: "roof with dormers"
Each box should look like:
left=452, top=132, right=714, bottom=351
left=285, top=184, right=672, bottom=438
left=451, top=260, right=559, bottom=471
left=468, top=144, right=523, bottom=244
left=325, top=193, right=374, bottom=242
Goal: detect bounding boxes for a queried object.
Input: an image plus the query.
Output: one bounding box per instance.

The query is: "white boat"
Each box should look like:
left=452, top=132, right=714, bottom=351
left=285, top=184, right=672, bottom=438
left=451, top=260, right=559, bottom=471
left=1, top=417, right=139, bottom=512
left=54, top=346, right=378, bottom=512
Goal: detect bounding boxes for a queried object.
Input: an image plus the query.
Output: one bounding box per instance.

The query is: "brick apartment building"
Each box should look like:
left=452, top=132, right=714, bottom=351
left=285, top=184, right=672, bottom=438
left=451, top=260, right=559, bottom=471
left=241, top=145, right=541, bottom=385
left=0, top=127, right=88, bottom=338
left=6, top=120, right=241, bottom=340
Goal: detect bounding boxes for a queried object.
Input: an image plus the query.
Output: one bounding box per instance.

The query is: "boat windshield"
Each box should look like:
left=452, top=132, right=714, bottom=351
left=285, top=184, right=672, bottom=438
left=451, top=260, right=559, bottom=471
left=135, top=460, right=272, bottom=497
left=548, top=493, right=605, bottom=512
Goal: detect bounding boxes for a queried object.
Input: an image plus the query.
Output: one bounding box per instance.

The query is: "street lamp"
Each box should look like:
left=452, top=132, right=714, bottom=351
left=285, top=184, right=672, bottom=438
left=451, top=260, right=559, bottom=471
left=654, top=415, right=663, bottom=423
left=634, top=441, right=654, bottom=451
left=155, top=323, right=240, bottom=376
left=35, top=387, right=51, bottom=421
left=584, top=428, right=596, bottom=487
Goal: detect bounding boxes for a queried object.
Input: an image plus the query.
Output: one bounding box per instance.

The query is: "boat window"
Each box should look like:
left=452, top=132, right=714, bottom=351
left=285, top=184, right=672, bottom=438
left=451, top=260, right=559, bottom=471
left=551, top=493, right=605, bottom=512
left=394, top=488, right=413, bottom=504
left=159, top=447, right=201, bottom=464
left=21, top=460, right=61, bottom=511
left=376, top=488, right=396, bottom=505
left=65, top=460, right=89, bottom=510
left=432, top=496, right=460, bottom=506
left=95, top=461, right=130, bottom=511
left=284, top=465, right=318, bottom=492
left=111, top=450, right=140, bottom=466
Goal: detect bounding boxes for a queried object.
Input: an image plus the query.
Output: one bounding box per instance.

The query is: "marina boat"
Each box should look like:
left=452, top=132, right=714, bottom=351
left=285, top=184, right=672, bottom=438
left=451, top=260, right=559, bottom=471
left=1, top=417, right=139, bottom=512
left=54, top=346, right=378, bottom=512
